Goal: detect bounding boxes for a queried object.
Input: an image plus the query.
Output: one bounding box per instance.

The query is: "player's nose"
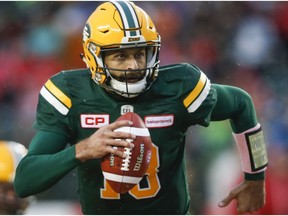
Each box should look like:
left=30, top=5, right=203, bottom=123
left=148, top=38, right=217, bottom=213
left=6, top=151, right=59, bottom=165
left=126, top=56, right=139, bottom=70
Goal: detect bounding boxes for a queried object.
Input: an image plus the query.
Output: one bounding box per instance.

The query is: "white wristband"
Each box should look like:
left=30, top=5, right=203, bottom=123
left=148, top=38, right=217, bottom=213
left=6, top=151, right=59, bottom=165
left=233, top=123, right=268, bottom=174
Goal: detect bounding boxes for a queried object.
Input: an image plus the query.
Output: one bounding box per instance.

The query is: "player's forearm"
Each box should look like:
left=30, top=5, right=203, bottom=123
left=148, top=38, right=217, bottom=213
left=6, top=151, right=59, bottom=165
left=211, top=84, right=268, bottom=179
left=14, top=132, right=81, bottom=197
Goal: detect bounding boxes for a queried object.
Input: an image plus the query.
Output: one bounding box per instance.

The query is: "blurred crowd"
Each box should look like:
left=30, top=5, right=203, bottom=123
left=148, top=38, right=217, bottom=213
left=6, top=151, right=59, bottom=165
left=1, top=1, right=288, bottom=214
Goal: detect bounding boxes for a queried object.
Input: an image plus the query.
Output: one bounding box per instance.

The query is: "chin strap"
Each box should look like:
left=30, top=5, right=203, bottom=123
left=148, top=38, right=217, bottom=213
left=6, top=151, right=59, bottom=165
left=233, top=123, right=268, bottom=174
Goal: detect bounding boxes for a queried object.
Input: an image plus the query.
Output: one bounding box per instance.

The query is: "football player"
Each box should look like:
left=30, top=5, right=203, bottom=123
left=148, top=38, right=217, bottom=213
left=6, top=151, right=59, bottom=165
left=0, top=141, right=29, bottom=214
left=14, top=1, right=268, bottom=214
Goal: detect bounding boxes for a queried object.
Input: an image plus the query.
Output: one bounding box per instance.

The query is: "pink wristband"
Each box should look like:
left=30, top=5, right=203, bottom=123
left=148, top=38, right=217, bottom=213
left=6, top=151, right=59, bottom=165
left=233, top=124, right=268, bottom=174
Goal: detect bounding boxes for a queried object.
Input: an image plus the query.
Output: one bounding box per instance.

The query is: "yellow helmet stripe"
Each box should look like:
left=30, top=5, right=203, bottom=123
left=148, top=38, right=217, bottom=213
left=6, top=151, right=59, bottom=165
left=112, top=1, right=140, bottom=37
left=183, top=71, right=211, bottom=113
left=0, top=142, right=14, bottom=182
left=40, top=79, right=72, bottom=115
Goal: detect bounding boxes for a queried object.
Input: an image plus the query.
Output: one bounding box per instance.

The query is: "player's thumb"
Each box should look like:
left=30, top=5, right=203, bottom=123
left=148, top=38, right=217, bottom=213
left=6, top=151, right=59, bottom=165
left=218, top=194, right=233, bottom=208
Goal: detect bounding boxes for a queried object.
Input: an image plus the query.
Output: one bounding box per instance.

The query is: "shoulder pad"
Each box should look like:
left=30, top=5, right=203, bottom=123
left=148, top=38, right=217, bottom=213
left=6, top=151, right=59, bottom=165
left=40, top=72, right=72, bottom=115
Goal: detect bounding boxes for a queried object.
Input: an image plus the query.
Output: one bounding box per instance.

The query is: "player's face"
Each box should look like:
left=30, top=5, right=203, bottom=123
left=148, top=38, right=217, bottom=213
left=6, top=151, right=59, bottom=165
left=0, top=182, right=29, bottom=214
left=103, top=48, right=147, bottom=83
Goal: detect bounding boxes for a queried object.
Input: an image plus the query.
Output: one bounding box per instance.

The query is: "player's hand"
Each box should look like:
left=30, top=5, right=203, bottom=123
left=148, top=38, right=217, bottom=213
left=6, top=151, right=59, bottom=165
left=218, top=180, right=265, bottom=214
left=75, top=120, right=135, bottom=162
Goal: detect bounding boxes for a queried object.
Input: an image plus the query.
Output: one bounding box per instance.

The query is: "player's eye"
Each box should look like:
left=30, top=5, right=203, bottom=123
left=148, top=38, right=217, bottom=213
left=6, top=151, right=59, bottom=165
left=135, top=51, right=145, bottom=59
left=114, top=53, right=127, bottom=60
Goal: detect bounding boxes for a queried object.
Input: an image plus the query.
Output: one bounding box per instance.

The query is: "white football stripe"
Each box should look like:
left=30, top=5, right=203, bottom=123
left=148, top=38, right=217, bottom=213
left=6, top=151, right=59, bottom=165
left=40, top=86, right=69, bottom=115
left=102, top=172, right=142, bottom=184
left=114, top=126, right=150, bottom=137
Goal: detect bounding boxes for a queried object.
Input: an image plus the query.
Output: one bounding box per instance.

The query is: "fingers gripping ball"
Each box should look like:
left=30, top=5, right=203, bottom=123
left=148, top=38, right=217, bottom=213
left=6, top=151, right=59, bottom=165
left=101, top=112, right=152, bottom=194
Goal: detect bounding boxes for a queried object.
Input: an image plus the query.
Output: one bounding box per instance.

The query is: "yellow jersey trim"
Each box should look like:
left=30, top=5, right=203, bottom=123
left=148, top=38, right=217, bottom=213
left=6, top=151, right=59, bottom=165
left=44, top=79, right=72, bottom=109
left=183, top=72, right=207, bottom=108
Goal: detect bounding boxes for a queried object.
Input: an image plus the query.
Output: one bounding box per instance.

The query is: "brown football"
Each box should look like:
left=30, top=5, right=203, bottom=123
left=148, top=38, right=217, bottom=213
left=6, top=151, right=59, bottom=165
left=101, top=112, right=152, bottom=194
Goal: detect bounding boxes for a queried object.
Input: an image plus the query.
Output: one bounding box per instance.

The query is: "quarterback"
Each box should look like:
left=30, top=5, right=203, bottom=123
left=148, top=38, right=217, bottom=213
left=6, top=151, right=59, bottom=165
left=14, top=1, right=268, bottom=214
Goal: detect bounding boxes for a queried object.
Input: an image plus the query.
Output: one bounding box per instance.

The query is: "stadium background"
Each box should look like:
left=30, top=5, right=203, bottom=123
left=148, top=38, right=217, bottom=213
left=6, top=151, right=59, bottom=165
left=0, top=1, right=288, bottom=214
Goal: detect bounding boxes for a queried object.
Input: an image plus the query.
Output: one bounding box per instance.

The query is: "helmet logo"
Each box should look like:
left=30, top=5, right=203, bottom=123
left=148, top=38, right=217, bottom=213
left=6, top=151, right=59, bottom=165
left=128, top=37, right=140, bottom=42
left=83, top=23, right=91, bottom=42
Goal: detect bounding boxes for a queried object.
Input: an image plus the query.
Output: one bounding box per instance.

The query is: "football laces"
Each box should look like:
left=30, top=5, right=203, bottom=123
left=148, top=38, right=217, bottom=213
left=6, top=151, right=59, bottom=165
left=121, top=147, right=132, bottom=171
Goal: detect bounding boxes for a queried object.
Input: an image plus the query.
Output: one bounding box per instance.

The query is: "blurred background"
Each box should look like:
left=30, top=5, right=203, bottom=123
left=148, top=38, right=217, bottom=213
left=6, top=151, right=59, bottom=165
left=1, top=1, right=288, bottom=214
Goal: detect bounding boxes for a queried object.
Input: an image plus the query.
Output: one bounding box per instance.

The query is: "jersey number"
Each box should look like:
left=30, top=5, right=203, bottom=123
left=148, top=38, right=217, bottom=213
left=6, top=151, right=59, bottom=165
left=100, top=143, right=160, bottom=199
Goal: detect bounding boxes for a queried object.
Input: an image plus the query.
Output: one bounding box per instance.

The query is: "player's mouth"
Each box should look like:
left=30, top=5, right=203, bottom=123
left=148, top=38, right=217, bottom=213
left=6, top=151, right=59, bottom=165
left=110, top=69, right=146, bottom=83
left=116, top=74, right=144, bottom=83
left=126, top=77, right=143, bottom=83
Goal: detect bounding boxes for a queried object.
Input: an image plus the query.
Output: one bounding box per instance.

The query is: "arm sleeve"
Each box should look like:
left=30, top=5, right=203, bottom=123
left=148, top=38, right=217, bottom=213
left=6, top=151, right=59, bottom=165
left=210, top=84, right=258, bottom=133
left=14, top=131, right=81, bottom=198
left=211, top=84, right=266, bottom=180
